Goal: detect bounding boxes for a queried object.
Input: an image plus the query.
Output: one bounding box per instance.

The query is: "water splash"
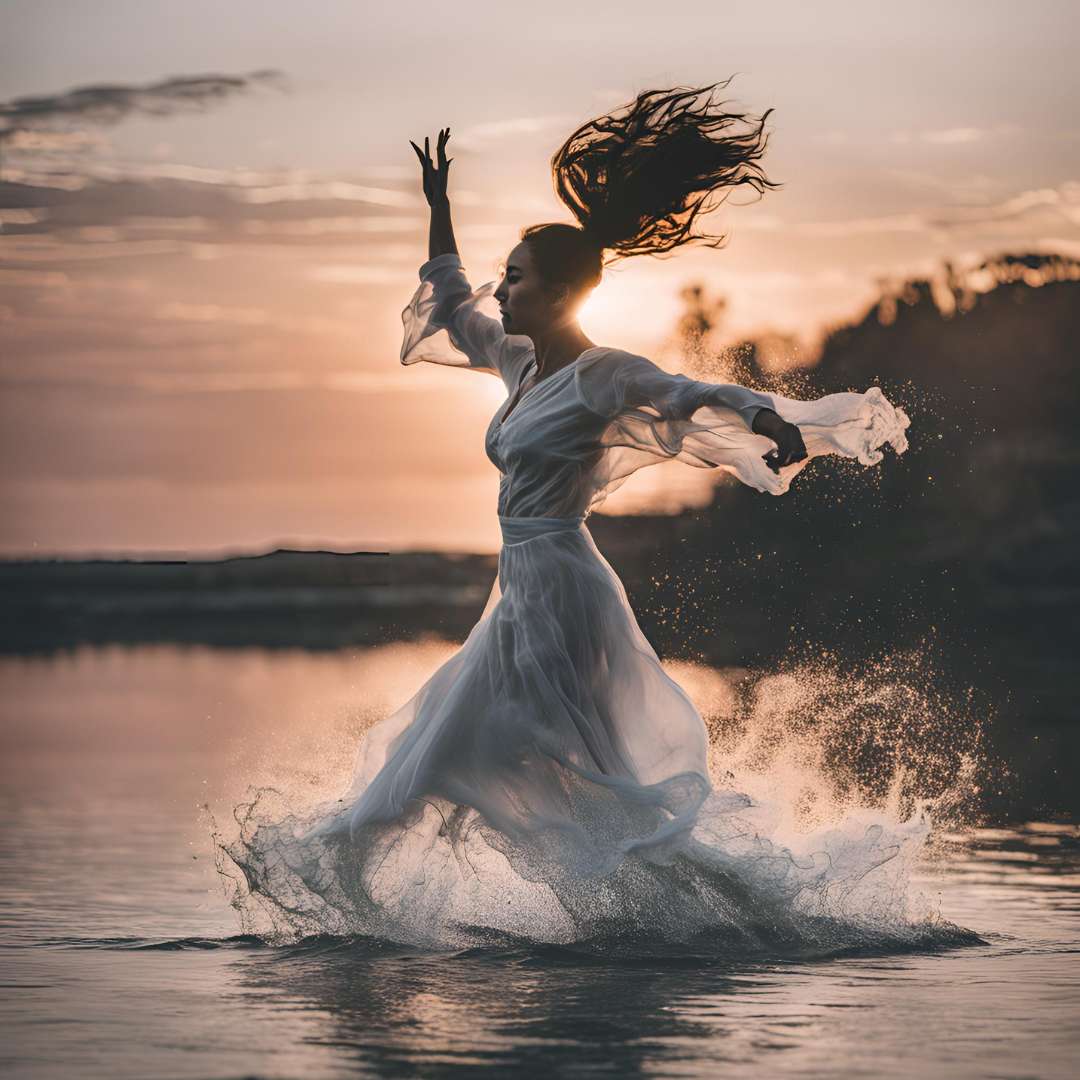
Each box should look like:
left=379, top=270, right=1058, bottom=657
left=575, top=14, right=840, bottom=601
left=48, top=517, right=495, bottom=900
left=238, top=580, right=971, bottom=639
left=209, top=643, right=988, bottom=955
left=703, top=643, right=989, bottom=838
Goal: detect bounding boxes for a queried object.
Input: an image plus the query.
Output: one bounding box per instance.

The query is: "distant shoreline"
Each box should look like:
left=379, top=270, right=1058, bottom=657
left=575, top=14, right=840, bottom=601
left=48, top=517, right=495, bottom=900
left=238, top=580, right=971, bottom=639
left=0, top=546, right=500, bottom=653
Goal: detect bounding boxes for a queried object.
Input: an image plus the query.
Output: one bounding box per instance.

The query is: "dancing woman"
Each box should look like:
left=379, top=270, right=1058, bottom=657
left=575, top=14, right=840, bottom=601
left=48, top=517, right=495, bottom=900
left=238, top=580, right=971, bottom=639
left=226, top=83, right=913, bottom=947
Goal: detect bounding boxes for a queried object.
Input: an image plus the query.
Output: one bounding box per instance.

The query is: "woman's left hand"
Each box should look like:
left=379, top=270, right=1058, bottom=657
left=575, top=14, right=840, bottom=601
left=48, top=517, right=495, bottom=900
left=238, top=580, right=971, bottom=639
left=752, top=409, right=808, bottom=473
left=762, top=421, right=808, bottom=473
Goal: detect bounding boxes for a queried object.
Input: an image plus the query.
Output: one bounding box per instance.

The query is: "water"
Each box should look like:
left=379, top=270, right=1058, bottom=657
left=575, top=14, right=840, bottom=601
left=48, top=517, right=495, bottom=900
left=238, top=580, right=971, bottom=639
left=1, top=644, right=1077, bottom=1078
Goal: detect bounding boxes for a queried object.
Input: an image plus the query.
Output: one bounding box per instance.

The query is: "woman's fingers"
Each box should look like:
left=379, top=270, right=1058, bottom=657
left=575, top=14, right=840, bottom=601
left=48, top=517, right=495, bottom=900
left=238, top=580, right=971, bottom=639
left=410, top=140, right=433, bottom=171
left=763, top=438, right=808, bottom=472
left=409, top=131, right=451, bottom=168
left=409, top=132, right=455, bottom=204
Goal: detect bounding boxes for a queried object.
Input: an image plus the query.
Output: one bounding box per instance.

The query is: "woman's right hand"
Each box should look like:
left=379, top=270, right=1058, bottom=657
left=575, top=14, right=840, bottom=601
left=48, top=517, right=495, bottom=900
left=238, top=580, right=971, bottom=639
left=410, top=127, right=453, bottom=207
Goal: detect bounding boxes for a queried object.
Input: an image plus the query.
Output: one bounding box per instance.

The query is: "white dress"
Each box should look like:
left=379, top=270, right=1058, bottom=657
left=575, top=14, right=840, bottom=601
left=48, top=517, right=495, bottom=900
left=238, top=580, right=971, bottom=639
left=224, top=253, right=931, bottom=951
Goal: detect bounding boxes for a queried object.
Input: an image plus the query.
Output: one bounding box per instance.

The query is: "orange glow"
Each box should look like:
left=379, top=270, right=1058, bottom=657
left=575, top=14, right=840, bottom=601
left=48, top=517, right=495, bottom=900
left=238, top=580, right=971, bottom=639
left=577, top=264, right=683, bottom=353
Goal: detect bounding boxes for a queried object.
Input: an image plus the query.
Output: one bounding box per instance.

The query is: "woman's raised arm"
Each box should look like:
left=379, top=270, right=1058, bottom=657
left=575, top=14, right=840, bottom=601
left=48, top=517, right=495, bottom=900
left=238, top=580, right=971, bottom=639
left=401, top=127, right=533, bottom=387
left=410, top=127, right=458, bottom=260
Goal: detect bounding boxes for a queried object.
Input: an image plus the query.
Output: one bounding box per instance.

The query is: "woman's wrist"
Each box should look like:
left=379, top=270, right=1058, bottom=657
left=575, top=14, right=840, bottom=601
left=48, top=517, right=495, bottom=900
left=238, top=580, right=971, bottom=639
left=751, top=407, right=786, bottom=438
left=428, top=199, right=458, bottom=260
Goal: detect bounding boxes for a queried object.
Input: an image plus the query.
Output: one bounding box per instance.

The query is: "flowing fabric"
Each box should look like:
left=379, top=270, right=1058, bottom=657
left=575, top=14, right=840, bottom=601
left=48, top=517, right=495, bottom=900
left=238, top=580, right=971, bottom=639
left=223, top=253, right=933, bottom=951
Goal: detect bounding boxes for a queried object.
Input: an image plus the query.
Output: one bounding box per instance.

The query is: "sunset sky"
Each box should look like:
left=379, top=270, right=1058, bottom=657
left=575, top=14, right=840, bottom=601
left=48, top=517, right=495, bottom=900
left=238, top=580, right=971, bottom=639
left=2, top=1, right=1078, bottom=556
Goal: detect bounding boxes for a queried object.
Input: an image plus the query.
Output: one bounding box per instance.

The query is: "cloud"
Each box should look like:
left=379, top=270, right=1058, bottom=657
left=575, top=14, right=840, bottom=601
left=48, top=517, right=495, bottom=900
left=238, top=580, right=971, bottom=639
left=2, top=236, right=184, bottom=262
left=812, top=131, right=850, bottom=146
left=0, top=70, right=287, bottom=143
left=924, top=181, right=1080, bottom=228
left=890, top=123, right=1021, bottom=147
left=2, top=130, right=111, bottom=154
left=0, top=208, right=48, bottom=226
left=739, top=182, right=1080, bottom=238
left=0, top=166, right=427, bottom=250
left=119, top=370, right=412, bottom=394
left=308, top=265, right=408, bottom=285
left=0, top=267, right=68, bottom=288
left=451, top=114, right=575, bottom=151
left=921, top=127, right=984, bottom=145
left=790, top=213, right=929, bottom=237
left=237, top=180, right=417, bottom=207
left=880, top=167, right=1001, bottom=202
left=155, top=301, right=269, bottom=326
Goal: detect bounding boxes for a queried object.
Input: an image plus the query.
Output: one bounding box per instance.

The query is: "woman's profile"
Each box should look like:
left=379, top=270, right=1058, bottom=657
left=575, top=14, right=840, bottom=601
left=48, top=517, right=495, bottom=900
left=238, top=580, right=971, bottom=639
left=223, top=82, right=919, bottom=949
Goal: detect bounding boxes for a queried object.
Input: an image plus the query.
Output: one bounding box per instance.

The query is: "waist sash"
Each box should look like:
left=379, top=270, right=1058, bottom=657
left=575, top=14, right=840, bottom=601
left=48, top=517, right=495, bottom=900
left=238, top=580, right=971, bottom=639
left=498, top=514, right=586, bottom=546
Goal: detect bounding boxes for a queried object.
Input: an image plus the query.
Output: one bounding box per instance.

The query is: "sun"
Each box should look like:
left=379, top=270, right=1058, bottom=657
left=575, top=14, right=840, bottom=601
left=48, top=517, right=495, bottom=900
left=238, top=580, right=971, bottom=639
left=576, top=263, right=682, bottom=351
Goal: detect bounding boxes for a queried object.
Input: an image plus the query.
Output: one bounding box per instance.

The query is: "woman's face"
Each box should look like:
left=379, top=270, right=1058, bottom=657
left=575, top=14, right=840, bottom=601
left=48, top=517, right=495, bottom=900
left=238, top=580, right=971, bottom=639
left=492, top=242, right=571, bottom=337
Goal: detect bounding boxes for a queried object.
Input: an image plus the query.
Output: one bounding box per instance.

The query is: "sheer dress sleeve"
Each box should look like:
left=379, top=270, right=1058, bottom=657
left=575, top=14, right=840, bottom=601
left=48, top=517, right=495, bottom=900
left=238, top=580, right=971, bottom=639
left=400, top=253, right=534, bottom=393
left=574, top=350, right=910, bottom=507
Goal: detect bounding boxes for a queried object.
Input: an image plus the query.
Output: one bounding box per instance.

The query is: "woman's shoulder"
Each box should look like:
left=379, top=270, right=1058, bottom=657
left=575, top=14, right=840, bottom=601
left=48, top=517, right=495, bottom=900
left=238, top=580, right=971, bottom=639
left=577, top=347, right=660, bottom=383
left=578, top=345, right=650, bottom=369
left=574, top=347, right=659, bottom=416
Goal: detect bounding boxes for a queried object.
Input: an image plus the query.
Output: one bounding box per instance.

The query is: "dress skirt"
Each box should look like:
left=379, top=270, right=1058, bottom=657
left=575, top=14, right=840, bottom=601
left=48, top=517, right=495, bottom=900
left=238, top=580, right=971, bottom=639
left=222, top=513, right=937, bottom=951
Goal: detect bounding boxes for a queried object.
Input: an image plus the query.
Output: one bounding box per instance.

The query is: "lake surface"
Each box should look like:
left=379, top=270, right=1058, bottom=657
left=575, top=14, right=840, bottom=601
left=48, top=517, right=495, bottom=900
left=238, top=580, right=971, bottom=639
left=1, top=644, right=1077, bottom=1079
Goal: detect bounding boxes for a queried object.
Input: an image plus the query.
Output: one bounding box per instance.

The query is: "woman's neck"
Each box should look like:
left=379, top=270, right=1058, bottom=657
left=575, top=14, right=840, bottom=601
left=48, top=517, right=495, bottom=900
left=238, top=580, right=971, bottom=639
left=529, top=324, right=596, bottom=379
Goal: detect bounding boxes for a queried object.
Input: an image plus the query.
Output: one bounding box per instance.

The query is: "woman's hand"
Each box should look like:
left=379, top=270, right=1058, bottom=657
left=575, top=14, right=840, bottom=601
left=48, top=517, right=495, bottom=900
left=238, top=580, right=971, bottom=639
left=752, top=409, right=809, bottom=473
left=763, top=424, right=808, bottom=473
left=410, top=127, right=453, bottom=207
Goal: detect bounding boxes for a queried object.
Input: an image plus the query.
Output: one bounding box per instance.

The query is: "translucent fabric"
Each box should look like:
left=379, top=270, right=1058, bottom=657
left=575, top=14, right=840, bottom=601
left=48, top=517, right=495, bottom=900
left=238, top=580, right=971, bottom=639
left=222, top=255, right=930, bottom=950
left=401, top=253, right=910, bottom=516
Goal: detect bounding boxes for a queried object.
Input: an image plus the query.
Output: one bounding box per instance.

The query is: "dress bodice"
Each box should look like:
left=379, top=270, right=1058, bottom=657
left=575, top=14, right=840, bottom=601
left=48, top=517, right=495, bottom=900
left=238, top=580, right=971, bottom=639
left=399, top=253, right=912, bottom=516
left=483, top=351, right=611, bottom=518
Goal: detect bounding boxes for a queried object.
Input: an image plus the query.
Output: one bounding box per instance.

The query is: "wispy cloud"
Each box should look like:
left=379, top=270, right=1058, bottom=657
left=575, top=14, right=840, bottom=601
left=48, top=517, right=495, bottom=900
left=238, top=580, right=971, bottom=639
left=2, top=130, right=111, bottom=154
left=880, top=167, right=1001, bottom=202
left=451, top=114, right=575, bottom=151
left=924, top=181, right=1080, bottom=228
left=791, top=213, right=929, bottom=237
left=243, top=215, right=426, bottom=237
left=920, top=127, right=984, bottom=145
left=890, top=124, right=1020, bottom=146
left=739, top=181, right=1080, bottom=238
left=0, top=71, right=287, bottom=144
left=0, top=166, right=426, bottom=251
left=0, top=366, right=412, bottom=394
left=308, top=265, right=409, bottom=285
left=4, top=159, right=401, bottom=194
left=237, top=179, right=417, bottom=207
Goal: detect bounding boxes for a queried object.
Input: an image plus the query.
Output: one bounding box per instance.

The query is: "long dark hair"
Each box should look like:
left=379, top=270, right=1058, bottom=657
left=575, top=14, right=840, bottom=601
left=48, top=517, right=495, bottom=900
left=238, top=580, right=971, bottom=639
left=522, top=78, right=781, bottom=295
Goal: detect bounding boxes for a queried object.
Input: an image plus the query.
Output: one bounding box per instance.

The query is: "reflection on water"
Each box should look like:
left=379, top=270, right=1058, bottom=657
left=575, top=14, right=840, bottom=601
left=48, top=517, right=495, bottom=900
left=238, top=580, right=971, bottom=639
left=1, top=644, right=1077, bottom=1079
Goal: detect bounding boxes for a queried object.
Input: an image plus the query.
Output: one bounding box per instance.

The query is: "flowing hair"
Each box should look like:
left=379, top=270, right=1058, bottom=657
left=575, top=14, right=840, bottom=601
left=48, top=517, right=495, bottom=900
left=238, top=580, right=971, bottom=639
left=522, top=78, right=781, bottom=293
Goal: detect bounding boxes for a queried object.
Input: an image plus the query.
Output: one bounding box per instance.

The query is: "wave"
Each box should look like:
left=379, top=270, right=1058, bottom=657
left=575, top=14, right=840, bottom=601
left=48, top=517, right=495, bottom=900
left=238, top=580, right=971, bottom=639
left=32, top=922, right=983, bottom=962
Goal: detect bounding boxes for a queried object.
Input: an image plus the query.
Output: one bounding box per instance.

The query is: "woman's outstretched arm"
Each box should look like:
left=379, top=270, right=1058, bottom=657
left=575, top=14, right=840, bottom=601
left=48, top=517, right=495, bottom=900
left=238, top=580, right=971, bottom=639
left=578, top=353, right=808, bottom=475
left=410, top=127, right=458, bottom=260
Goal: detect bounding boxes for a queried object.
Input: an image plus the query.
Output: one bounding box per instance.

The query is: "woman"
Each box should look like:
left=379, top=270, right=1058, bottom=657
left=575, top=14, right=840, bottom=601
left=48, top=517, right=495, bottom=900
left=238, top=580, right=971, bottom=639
left=225, top=84, right=917, bottom=949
